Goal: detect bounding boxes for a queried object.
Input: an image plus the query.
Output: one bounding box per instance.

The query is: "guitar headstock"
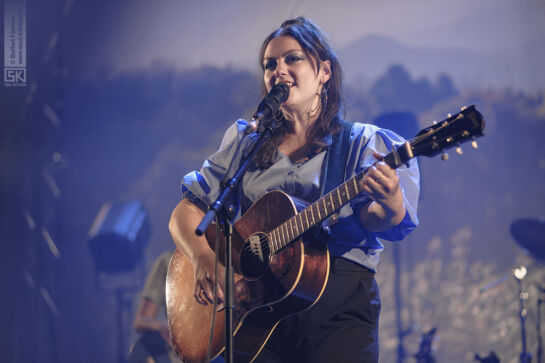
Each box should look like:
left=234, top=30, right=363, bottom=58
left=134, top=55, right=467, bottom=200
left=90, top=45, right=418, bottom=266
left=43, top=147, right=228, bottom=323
left=409, top=105, right=485, bottom=159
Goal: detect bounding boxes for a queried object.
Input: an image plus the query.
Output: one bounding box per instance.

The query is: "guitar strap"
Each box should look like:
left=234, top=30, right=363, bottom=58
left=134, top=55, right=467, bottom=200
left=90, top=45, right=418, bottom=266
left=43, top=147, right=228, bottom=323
left=315, top=119, right=353, bottom=237
left=321, top=119, right=353, bottom=196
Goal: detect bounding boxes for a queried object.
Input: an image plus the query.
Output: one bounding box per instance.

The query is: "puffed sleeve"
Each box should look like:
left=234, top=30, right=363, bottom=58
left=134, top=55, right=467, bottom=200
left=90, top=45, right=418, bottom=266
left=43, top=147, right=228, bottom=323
left=350, top=126, right=420, bottom=241
left=181, top=120, right=251, bottom=214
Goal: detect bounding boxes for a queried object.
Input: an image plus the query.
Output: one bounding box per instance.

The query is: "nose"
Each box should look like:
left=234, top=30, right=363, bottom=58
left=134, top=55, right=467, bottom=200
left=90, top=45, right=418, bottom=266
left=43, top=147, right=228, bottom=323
left=274, top=59, right=288, bottom=79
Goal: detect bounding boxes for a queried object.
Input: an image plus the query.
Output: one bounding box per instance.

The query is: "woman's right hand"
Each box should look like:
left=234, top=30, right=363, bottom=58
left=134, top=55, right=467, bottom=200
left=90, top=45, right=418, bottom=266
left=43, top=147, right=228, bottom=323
left=169, top=199, right=227, bottom=306
left=192, top=249, right=226, bottom=306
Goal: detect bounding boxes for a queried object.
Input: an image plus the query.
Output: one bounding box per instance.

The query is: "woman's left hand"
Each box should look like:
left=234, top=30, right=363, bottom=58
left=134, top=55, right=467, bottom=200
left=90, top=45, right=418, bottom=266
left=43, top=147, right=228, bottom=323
left=359, top=152, right=405, bottom=230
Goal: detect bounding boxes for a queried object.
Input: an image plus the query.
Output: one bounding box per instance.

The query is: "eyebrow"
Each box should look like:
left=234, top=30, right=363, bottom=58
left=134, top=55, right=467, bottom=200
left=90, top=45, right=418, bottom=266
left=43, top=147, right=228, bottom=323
left=263, top=49, right=304, bottom=63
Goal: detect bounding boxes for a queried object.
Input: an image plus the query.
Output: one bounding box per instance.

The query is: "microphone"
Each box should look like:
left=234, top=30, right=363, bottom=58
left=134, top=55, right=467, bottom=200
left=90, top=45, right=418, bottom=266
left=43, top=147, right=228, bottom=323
left=252, top=83, right=290, bottom=122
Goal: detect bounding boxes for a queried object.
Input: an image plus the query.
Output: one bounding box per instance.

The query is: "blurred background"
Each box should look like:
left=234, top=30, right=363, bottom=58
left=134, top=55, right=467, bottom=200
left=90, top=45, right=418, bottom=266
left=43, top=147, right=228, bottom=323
left=1, top=0, right=544, bottom=362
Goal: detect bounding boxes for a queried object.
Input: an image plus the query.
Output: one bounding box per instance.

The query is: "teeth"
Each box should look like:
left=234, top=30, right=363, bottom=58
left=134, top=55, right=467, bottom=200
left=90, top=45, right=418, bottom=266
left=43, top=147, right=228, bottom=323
left=278, top=82, right=294, bottom=87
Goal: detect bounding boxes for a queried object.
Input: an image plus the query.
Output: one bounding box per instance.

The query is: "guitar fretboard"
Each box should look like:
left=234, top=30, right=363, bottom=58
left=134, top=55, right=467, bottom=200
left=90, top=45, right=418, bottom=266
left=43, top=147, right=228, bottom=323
left=267, top=151, right=399, bottom=254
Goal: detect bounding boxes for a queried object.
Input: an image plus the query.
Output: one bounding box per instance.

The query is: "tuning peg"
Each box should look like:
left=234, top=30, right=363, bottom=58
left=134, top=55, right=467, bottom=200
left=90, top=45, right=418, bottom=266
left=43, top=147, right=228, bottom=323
left=461, top=106, right=467, bottom=111
left=471, top=137, right=478, bottom=149
left=432, top=120, right=437, bottom=125
left=441, top=152, right=449, bottom=161
left=447, top=113, right=452, bottom=118
left=455, top=145, right=463, bottom=155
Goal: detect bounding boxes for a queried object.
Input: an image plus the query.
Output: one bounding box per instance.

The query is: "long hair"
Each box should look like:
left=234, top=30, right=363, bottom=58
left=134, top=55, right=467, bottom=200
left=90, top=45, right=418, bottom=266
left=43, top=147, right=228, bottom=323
left=254, top=17, right=344, bottom=168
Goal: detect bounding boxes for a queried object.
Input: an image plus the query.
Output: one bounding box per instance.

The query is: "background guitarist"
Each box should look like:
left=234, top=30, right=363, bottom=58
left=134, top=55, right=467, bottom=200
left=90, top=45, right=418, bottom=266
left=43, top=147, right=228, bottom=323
left=169, top=17, right=420, bottom=363
left=129, top=250, right=180, bottom=363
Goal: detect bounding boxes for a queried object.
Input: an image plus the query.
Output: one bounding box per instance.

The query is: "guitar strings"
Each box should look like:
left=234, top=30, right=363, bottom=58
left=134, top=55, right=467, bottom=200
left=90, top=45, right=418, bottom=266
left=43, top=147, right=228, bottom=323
left=237, top=174, right=364, bottom=267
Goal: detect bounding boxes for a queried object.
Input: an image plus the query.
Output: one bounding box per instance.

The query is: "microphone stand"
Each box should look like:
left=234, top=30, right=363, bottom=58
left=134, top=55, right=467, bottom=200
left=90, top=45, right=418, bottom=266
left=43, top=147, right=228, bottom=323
left=195, top=119, right=278, bottom=363
left=538, top=296, right=543, bottom=363
left=536, top=284, right=545, bottom=363
left=513, top=267, right=532, bottom=363
left=393, top=242, right=411, bottom=363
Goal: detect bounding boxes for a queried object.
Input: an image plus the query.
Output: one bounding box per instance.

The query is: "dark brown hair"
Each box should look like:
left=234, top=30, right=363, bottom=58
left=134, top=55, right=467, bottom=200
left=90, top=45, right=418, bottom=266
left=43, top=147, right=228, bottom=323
left=254, top=17, right=344, bottom=168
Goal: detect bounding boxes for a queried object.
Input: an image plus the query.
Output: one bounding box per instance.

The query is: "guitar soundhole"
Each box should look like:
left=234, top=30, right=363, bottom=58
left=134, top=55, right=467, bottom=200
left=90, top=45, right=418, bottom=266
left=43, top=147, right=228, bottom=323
left=239, top=232, right=271, bottom=280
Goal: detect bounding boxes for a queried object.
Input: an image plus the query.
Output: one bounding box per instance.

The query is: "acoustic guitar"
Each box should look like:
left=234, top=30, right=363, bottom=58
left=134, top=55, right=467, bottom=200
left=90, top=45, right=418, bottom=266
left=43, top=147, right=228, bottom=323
left=166, top=106, right=484, bottom=363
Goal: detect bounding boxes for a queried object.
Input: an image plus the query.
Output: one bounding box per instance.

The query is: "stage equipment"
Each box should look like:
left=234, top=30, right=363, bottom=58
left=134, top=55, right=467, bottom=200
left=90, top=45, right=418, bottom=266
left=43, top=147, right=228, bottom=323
left=510, top=218, right=545, bottom=261
left=88, top=200, right=150, bottom=273
left=514, top=265, right=533, bottom=363
left=252, top=83, right=290, bottom=123
left=536, top=283, right=544, bottom=363
left=88, top=200, right=151, bottom=363
left=190, top=83, right=289, bottom=363
left=414, top=327, right=437, bottom=363
left=475, top=351, right=500, bottom=362
left=511, top=217, right=545, bottom=362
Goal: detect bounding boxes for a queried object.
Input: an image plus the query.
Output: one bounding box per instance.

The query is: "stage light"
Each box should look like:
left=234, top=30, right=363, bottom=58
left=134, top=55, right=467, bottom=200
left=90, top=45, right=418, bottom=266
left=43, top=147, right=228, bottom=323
left=88, top=200, right=150, bottom=273
left=513, top=265, right=528, bottom=280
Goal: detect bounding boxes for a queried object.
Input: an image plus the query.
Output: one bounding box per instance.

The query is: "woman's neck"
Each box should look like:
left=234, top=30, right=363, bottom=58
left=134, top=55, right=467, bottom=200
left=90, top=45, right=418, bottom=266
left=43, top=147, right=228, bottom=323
left=282, top=108, right=319, bottom=138
left=277, top=114, right=320, bottom=162
left=281, top=93, right=321, bottom=134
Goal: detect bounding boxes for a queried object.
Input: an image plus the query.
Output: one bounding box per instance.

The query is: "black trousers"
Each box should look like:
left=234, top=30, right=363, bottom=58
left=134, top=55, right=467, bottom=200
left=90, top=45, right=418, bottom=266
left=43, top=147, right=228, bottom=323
left=253, top=256, right=381, bottom=363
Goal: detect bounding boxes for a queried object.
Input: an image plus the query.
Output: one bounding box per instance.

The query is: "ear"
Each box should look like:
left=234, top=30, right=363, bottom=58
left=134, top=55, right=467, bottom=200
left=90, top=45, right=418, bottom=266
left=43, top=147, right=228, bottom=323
left=320, top=60, right=332, bottom=84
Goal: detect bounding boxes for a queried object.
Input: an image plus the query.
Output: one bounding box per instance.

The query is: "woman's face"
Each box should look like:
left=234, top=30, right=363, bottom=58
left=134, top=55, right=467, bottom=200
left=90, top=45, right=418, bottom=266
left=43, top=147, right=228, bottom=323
left=262, top=35, right=330, bottom=117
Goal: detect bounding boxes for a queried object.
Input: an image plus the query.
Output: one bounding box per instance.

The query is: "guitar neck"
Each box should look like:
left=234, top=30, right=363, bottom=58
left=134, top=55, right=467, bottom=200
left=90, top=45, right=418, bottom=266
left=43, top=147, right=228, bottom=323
left=268, top=105, right=484, bottom=254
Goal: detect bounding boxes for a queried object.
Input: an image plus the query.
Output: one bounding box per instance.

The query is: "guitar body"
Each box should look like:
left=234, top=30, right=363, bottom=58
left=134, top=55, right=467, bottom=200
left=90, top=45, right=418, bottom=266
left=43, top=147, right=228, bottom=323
left=166, top=190, right=330, bottom=363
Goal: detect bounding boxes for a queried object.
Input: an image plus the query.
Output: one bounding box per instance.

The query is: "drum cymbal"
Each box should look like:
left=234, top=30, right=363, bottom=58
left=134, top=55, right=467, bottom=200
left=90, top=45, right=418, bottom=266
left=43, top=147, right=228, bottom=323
left=510, top=218, right=545, bottom=261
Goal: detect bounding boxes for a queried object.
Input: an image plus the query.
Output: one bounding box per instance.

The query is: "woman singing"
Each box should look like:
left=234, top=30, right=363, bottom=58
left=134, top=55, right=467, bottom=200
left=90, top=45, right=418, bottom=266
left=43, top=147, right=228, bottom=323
left=169, top=16, right=419, bottom=363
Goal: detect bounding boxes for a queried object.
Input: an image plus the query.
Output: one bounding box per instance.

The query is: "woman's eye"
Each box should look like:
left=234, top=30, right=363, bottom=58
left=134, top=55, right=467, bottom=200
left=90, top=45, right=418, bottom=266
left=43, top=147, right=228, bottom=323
left=264, top=60, right=277, bottom=70
left=286, top=54, right=302, bottom=63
